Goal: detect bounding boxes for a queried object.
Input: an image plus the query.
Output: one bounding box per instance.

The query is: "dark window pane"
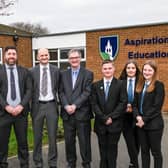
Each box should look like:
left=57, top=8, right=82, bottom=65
left=49, top=50, right=58, bottom=60
left=60, top=62, right=70, bottom=70
left=49, top=62, right=58, bottom=67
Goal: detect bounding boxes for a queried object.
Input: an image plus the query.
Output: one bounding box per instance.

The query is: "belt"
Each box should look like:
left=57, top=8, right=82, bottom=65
left=39, top=100, right=55, bottom=104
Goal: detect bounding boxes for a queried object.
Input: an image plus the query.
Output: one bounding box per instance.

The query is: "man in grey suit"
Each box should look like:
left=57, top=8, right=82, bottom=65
left=0, top=46, right=32, bottom=168
left=59, top=49, right=94, bottom=168
left=30, top=48, right=60, bottom=168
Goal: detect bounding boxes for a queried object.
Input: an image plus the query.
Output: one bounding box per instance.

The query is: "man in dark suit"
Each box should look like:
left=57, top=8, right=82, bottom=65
left=30, top=48, right=60, bottom=168
left=0, top=46, right=32, bottom=168
left=91, top=60, right=127, bottom=168
left=59, top=48, right=93, bottom=168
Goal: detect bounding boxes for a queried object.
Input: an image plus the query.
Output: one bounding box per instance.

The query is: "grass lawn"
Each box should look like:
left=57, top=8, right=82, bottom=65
left=8, top=115, right=64, bottom=157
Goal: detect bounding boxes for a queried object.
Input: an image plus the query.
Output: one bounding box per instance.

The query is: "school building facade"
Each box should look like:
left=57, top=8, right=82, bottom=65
left=1, top=22, right=168, bottom=111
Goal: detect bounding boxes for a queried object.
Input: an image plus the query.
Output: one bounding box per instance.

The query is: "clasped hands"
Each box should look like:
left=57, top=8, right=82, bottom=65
left=136, top=116, right=144, bottom=128
left=5, top=104, right=24, bottom=116
left=65, top=104, right=77, bottom=115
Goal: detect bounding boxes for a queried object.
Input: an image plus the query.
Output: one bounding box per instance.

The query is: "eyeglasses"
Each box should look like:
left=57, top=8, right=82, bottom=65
left=69, top=56, right=80, bottom=60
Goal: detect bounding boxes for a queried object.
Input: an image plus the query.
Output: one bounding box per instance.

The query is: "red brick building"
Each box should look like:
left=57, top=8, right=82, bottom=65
left=0, top=24, right=32, bottom=67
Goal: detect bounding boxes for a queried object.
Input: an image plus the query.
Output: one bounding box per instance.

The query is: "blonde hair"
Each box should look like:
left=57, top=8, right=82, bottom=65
left=136, top=60, right=158, bottom=93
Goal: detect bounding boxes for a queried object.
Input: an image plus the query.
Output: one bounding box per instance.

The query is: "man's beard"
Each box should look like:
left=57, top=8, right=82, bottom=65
left=5, top=58, right=18, bottom=65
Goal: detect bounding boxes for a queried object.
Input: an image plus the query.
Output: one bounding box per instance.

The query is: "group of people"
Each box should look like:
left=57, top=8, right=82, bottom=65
left=0, top=46, right=165, bottom=168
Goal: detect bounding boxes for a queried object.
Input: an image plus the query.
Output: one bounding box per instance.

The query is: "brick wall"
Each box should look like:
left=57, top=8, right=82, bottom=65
left=86, top=24, right=168, bottom=111
left=0, top=34, right=32, bottom=68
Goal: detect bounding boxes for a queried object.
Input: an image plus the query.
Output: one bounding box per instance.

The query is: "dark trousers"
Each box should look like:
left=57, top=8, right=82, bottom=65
left=63, top=116, right=91, bottom=168
left=138, top=128, right=163, bottom=168
left=96, top=131, right=121, bottom=168
left=123, top=115, right=139, bottom=168
left=32, top=102, right=58, bottom=167
left=0, top=114, right=29, bottom=168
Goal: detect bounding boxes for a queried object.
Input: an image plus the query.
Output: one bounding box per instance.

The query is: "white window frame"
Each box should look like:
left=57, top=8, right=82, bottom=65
left=0, top=48, right=2, bottom=64
left=32, top=47, right=86, bottom=69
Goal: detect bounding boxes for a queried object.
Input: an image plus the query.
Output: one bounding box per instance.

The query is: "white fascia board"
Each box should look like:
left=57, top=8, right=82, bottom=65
left=32, top=32, right=86, bottom=49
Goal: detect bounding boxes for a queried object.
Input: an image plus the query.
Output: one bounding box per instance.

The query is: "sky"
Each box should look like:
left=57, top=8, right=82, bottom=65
left=0, top=0, right=168, bottom=34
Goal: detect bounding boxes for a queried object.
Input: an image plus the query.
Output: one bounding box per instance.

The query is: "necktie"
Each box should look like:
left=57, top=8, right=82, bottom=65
left=41, top=67, right=48, bottom=96
left=9, top=67, right=16, bottom=100
left=105, top=81, right=110, bottom=101
left=72, top=71, right=78, bottom=89
left=140, top=83, right=148, bottom=114
left=128, top=79, right=133, bottom=103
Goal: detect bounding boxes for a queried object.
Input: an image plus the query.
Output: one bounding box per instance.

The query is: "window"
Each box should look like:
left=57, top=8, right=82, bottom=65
left=33, top=47, right=86, bottom=70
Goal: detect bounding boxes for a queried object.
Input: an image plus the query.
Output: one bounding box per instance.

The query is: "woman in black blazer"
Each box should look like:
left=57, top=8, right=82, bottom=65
left=134, top=60, right=165, bottom=168
left=119, top=60, right=140, bottom=168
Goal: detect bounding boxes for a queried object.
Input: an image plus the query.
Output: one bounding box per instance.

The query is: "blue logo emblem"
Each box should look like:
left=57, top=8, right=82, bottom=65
left=99, top=35, right=119, bottom=60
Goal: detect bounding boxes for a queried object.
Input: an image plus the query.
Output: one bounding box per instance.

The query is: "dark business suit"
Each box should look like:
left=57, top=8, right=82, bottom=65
left=133, top=80, right=165, bottom=168
left=122, top=79, right=139, bottom=168
left=59, top=67, right=93, bottom=168
left=0, top=65, right=32, bottom=168
left=91, top=78, right=127, bottom=168
left=30, top=64, right=60, bottom=168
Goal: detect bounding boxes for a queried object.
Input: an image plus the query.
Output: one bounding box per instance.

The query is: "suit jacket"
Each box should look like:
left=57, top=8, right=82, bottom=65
left=59, top=67, right=94, bottom=121
left=92, top=77, right=127, bottom=134
left=30, top=64, right=60, bottom=118
left=0, top=64, right=32, bottom=116
left=133, top=80, right=165, bottom=130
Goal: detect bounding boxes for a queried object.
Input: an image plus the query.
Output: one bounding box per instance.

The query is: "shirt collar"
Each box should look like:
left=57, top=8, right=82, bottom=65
left=127, top=77, right=136, bottom=82
left=40, top=63, right=49, bottom=70
left=103, top=77, right=113, bottom=84
left=71, top=66, right=80, bottom=73
left=5, top=64, right=17, bottom=69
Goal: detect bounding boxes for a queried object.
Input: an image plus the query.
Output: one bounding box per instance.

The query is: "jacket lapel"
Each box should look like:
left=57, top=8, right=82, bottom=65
left=73, top=67, right=83, bottom=90
left=99, top=79, right=105, bottom=103
left=49, top=64, right=55, bottom=90
left=67, top=69, right=73, bottom=92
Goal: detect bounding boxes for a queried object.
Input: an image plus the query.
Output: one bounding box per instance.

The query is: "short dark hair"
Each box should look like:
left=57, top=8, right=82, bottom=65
left=101, top=59, right=114, bottom=66
left=4, top=46, right=17, bottom=53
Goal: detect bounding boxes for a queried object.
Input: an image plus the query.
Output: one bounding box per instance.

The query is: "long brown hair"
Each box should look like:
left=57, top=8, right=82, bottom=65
left=136, top=60, right=158, bottom=93
left=119, top=59, right=140, bottom=81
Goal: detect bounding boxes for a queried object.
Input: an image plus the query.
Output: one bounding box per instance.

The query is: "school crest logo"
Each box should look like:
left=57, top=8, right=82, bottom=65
left=99, top=35, right=119, bottom=60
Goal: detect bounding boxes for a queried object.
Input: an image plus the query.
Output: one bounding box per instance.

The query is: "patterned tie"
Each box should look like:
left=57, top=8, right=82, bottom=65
left=41, top=67, right=48, bottom=96
left=140, top=83, right=148, bottom=114
left=128, top=79, right=133, bottom=103
left=105, top=81, right=110, bottom=101
left=9, top=67, right=16, bottom=100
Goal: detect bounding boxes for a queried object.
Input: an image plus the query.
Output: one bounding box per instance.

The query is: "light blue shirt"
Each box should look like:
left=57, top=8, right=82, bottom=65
left=71, top=67, right=80, bottom=89
left=6, top=64, right=21, bottom=107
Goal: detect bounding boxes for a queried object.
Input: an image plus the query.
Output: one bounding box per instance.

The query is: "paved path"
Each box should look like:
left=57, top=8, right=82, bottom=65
left=8, top=114, right=168, bottom=168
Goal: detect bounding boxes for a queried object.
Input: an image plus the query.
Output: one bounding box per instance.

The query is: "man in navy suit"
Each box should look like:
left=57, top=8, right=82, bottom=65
left=0, top=46, right=32, bottom=168
left=92, top=60, right=127, bottom=168
left=59, top=48, right=93, bottom=168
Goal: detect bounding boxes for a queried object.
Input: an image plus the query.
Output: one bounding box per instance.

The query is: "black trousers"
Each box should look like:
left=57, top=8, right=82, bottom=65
left=123, top=115, right=139, bottom=168
left=63, top=116, right=91, bottom=168
left=96, top=131, right=121, bottom=168
left=0, top=114, right=29, bottom=168
left=138, top=128, right=163, bottom=168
